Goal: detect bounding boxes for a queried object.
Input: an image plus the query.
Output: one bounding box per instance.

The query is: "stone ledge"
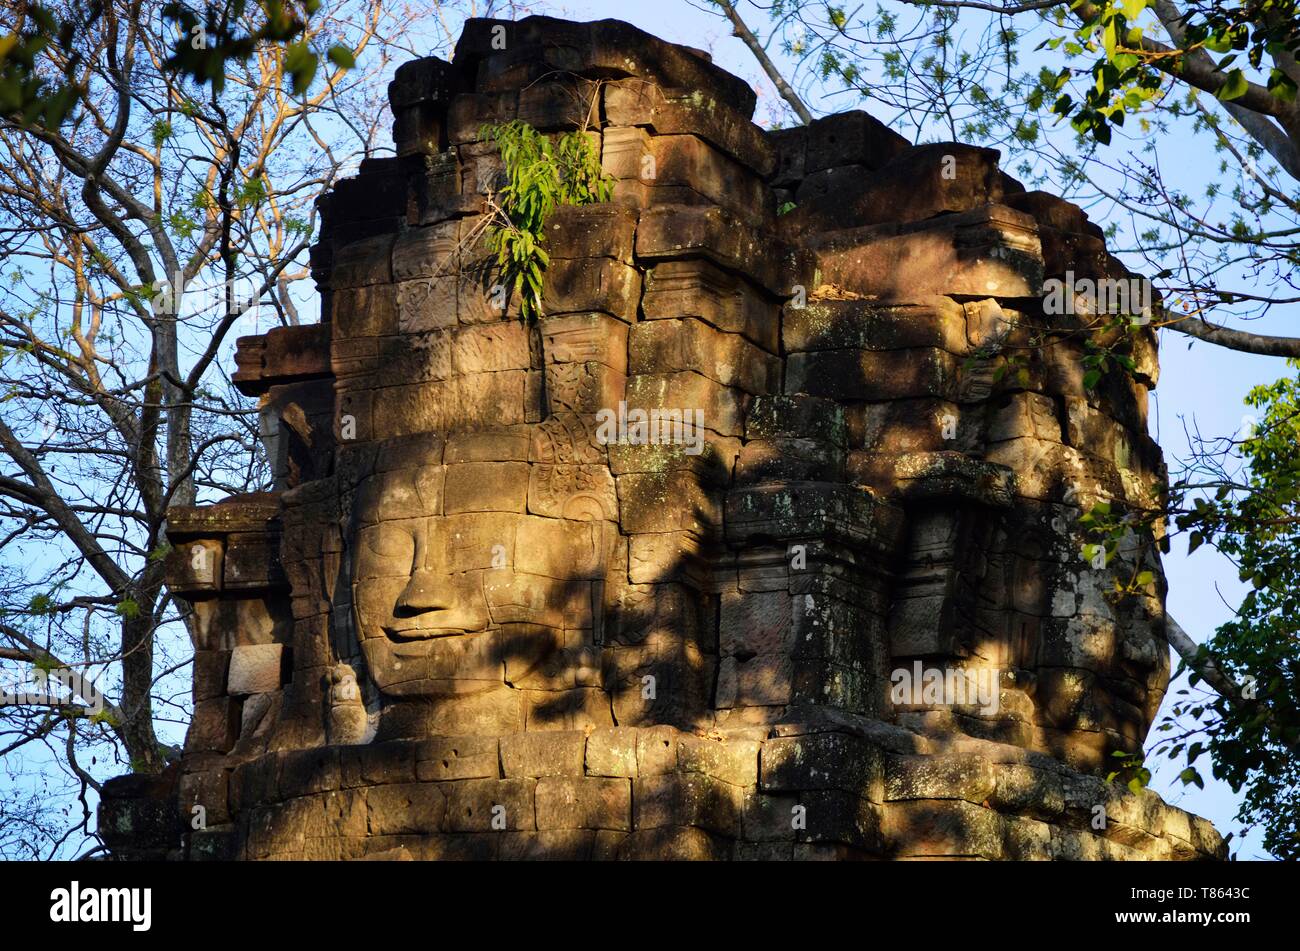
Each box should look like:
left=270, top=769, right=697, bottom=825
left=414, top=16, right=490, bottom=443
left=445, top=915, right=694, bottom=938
left=186, top=716, right=1223, bottom=860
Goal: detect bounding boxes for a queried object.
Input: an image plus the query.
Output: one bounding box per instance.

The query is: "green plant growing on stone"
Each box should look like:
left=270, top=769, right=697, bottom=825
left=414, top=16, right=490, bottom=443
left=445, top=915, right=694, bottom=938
left=480, top=119, right=615, bottom=321
left=1077, top=498, right=1162, bottom=592
left=1079, top=316, right=1147, bottom=391
left=1106, top=749, right=1152, bottom=794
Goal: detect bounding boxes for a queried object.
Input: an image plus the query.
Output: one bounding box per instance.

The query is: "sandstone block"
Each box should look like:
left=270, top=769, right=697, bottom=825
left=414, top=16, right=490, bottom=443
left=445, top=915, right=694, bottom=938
left=585, top=727, right=640, bottom=777
left=539, top=312, right=629, bottom=373
left=885, top=753, right=996, bottom=803
left=634, top=772, right=741, bottom=836
left=329, top=234, right=395, bottom=289
left=226, top=644, right=286, bottom=696
left=641, top=259, right=779, bottom=353
left=414, top=736, right=500, bottom=781
left=454, top=17, right=757, bottom=116
left=623, top=370, right=747, bottom=438
left=542, top=257, right=641, bottom=321
left=166, top=538, right=223, bottom=594
left=341, top=742, right=417, bottom=788
left=500, top=730, right=587, bottom=778
left=185, top=697, right=241, bottom=754
left=811, top=205, right=1043, bottom=301
left=603, top=80, right=775, bottom=176
left=636, top=725, right=681, bottom=777
left=761, top=732, right=884, bottom=801
left=536, top=776, right=631, bottom=830
left=617, top=470, right=721, bottom=535
left=883, top=799, right=1006, bottom=859
left=636, top=205, right=809, bottom=298
left=629, top=319, right=779, bottom=394
left=803, top=110, right=911, bottom=173
left=193, top=650, right=229, bottom=701
left=445, top=778, right=536, bottom=832
left=787, top=347, right=960, bottom=403
left=368, top=783, right=447, bottom=835
left=499, top=829, right=598, bottom=860
left=784, top=298, right=969, bottom=354
left=444, top=461, right=530, bottom=513
left=785, top=143, right=1004, bottom=235
left=677, top=733, right=760, bottom=786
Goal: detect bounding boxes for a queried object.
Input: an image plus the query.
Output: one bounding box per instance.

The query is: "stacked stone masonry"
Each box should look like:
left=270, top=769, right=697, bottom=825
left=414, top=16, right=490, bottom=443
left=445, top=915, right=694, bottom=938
left=99, top=15, right=1222, bottom=861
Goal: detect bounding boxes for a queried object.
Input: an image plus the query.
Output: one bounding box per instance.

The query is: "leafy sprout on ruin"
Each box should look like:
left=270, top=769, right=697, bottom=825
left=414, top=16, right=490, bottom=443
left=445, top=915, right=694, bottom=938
left=479, top=118, right=616, bottom=321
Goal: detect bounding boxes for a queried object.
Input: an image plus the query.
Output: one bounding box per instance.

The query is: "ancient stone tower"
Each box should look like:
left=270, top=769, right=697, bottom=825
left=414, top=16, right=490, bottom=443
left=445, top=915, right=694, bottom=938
left=101, top=16, right=1224, bottom=860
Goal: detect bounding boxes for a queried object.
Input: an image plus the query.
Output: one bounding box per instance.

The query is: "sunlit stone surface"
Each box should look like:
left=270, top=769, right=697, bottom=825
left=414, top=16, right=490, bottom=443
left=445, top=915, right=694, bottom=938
left=99, top=15, right=1223, bottom=861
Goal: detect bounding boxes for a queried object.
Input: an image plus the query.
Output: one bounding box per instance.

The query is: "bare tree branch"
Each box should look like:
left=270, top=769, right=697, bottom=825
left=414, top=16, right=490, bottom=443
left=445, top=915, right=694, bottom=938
left=713, top=0, right=815, bottom=123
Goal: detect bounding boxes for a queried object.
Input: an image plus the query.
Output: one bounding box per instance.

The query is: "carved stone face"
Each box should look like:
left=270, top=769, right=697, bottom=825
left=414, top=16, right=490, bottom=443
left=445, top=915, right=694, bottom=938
left=349, top=442, right=615, bottom=698
left=316, top=172, right=1168, bottom=767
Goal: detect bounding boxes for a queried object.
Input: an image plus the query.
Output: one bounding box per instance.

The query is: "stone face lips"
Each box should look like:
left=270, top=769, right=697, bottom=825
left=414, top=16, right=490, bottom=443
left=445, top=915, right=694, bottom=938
left=103, top=15, right=1225, bottom=863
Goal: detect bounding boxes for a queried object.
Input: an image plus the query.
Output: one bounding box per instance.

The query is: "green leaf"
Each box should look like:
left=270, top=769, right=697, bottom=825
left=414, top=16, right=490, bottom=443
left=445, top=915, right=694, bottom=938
left=1205, top=31, right=1234, bottom=54
left=1179, top=767, right=1204, bottom=789
left=1120, top=0, right=1146, bottom=20
left=284, top=42, right=317, bottom=94
left=327, top=45, right=355, bottom=69
left=1268, top=69, right=1298, bottom=102
left=1216, top=69, right=1248, bottom=102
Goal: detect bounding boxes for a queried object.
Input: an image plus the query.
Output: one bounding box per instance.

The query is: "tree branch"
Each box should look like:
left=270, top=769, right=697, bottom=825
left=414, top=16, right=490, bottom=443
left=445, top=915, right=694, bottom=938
left=1161, top=313, right=1300, bottom=358
left=713, top=0, right=815, bottom=124
left=1153, top=0, right=1300, bottom=180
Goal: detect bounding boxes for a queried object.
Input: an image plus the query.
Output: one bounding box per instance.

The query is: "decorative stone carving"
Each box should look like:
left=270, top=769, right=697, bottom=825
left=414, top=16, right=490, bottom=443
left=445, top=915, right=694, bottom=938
left=326, top=664, right=368, bottom=745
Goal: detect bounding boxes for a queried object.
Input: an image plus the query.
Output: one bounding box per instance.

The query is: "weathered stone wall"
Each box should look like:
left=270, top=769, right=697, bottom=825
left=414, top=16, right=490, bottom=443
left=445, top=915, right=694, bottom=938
left=99, top=15, right=1222, bottom=861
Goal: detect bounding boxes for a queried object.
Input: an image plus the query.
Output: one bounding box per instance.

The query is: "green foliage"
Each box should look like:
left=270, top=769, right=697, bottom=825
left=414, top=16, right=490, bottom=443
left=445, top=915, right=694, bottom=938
left=237, top=175, right=268, bottom=208
left=4, top=3, right=357, bottom=127
left=166, top=209, right=199, bottom=241
left=480, top=120, right=615, bottom=321
left=151, top=119, right=173, bottom=147
left=88, top=708, right=119, bottom=728
left=0, top=3, right=101, bottom=127
left=991, top=353, right=1031, bottom=388
left=1163, top=360, right=1300, bottom=858
left=2, top=0, right=359, bottom=136
left=1077, top=496, right=1166, bottom=591
left=1106, top=749, right=1153, bottom=794
left=1043, top=0, right=1300, bottom=145
left=161, top=1, right=357, bottom=95
left=1081, top=334, right=1137, bottom=390
left=113, top=598, right=140, bottom=620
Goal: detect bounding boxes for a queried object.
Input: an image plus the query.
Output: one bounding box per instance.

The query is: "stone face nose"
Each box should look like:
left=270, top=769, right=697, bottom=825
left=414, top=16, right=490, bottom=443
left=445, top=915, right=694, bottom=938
left=394, top=568, right=452, bottom=615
